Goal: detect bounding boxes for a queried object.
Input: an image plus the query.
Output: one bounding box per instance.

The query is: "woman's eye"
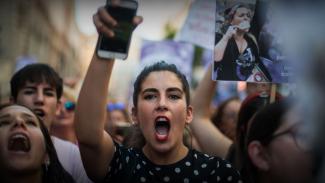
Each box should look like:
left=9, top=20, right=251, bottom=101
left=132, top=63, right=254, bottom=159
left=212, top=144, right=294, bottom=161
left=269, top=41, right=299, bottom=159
left=0, top=121, right=10, bottom=127
left=45, top=92, right=55, bottom=97
left=23, top=90, right=34, bottom=95
left=169, top=94, right=181, bottom=100
left=26, top=120, right=37, bottom=127
left=144, top=94, right=156, bottom=100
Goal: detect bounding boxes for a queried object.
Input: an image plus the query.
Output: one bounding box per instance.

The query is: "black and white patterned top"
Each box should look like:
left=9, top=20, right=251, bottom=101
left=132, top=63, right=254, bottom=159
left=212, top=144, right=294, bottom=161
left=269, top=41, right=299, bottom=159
left=103, top=143, right=242, bottom=183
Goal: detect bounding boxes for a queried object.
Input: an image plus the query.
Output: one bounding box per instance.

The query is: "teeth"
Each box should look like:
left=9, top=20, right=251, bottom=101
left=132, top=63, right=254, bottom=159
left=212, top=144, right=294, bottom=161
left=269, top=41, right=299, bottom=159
left=156, top=117, right=167, bottom=122
left=12, top=134, right=27, bottom=140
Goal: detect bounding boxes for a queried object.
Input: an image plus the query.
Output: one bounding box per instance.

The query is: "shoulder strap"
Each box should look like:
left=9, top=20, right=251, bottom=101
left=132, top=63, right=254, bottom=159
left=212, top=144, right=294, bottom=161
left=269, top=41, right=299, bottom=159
left=246, top=33, right=259, bottom=54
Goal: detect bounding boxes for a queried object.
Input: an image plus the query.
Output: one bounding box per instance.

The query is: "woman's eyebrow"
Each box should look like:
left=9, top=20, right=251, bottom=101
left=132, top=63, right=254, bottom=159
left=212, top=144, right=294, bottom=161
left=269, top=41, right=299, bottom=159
left=166, top=87, right=183, bottom=93
left=0, top=114, right=10, bottom=120
left=142, top=88, right=158, bottom=94
left=22, top=112, right=35, bottom=118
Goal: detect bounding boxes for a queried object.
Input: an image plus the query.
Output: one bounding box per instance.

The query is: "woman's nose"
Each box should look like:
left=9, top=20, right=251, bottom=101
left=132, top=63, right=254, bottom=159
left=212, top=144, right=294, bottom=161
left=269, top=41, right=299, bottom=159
left=156, top=97, right=168, bottom=111
left=12, top=118, right=26, bottom=129
left=244, top=14, right=250, bottom=21
left=35, top=92, right=45, bottom=104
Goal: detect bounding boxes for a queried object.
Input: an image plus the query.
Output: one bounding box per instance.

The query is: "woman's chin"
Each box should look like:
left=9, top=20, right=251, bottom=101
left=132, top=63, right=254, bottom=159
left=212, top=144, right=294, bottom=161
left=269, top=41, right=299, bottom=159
left=239, top=28, right=249, bottom=33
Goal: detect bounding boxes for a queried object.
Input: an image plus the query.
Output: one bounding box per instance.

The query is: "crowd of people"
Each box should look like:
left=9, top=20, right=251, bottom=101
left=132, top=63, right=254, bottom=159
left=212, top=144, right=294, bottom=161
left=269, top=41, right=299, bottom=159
left=0, top=1, right=319, bottom=183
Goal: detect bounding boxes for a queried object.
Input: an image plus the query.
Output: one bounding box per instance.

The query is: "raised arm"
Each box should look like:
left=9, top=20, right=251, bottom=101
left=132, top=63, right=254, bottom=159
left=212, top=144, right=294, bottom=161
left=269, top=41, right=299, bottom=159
left=214, top=26, right=237, bottom=62
left=75, top=6, right=142, bottom=181
left=190, top=64, right=232, bottom=158
left=75, top=53, right=115, bottom=181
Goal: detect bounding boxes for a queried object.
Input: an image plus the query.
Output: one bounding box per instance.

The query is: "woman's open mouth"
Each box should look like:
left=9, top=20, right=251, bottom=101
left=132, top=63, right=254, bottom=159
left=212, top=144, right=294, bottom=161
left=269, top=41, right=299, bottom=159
left=33, top=109, right=45, bottom=118
left=8, top=133, right=31, bottom=153
left=155, top=116, right=170, bottom=142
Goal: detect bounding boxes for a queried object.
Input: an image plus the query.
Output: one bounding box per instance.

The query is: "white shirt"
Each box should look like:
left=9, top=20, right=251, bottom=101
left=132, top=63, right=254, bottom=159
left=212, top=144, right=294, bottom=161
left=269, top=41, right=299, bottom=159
left=52, top=136, right=93, bottom=183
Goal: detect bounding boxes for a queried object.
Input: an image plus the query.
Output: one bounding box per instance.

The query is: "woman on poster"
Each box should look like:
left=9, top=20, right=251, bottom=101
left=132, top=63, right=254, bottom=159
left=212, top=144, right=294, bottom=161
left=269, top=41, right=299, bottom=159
left=214, top=3, right=271, bottom=82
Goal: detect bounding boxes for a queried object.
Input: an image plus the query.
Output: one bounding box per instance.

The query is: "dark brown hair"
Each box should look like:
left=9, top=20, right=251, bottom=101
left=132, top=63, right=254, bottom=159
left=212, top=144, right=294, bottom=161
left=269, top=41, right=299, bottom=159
left=0, top=104, right=74, bottom=183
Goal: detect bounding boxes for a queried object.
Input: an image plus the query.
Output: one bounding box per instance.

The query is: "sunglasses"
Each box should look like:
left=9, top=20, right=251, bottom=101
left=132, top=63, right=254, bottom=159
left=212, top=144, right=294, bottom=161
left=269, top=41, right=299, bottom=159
left=107, top=102, right=125, bottom=112
left=64, top=101, right=76, bottom=112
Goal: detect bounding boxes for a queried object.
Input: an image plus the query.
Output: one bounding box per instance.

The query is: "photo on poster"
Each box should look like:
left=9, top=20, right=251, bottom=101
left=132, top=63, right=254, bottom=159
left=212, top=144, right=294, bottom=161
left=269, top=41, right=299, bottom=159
left=213, top=0, right=292, bottom=83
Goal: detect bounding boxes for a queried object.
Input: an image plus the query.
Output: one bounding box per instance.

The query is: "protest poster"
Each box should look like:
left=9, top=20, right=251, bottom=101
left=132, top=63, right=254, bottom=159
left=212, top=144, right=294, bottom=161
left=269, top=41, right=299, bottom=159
left=213, top=0, right=293, bottom=83
left=175, top=0, right=216, bottom=50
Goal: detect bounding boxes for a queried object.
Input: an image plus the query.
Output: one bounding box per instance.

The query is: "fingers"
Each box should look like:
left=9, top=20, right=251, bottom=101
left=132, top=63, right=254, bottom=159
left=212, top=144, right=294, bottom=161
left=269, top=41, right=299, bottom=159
left=98, top=6, right=117, bottom=26
left=224, top=26, right=237, bottom=39
left=93, top=5, right=143, bottom=36
left=133, top=16, right=143, bottom=25
left=132, top=16, right=143, bottom=30
left=93, top=13, right=115, bottom=37
left=93, top=6, right=117, bottom=37
left=230, top=25, right=238, bottom=32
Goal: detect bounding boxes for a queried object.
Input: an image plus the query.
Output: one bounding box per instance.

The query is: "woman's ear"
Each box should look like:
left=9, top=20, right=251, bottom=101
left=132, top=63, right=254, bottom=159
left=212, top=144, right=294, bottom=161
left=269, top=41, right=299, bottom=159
left=131, top=107, right=138, bottom=125
left=55, top=100, right=62, bottom=116
left=185, top=106, right=193, bottom=125
left=248, top=140, right=270, bottom=171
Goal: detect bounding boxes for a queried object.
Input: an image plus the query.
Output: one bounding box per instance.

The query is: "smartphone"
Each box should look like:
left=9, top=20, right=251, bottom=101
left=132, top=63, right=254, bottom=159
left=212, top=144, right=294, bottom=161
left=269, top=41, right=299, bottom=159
left=97, top=0, right=138, bottom=60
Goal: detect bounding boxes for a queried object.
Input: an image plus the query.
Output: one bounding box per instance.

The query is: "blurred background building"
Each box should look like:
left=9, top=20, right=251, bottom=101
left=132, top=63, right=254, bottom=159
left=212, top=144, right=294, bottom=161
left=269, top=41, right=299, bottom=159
left=0, top=0, right=191, bottom=104
left=0, top=0, right=96, bottom=102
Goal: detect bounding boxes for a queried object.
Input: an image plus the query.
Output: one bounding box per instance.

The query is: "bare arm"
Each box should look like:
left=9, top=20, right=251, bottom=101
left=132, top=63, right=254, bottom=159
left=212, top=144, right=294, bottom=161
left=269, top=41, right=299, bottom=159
left=214, top=26, right=237, bottom=62
left=75, top=53, right=115, bottom=181
left=190, top=64, right=232, bottom=158
left=75, top=6, right=142, bottom=181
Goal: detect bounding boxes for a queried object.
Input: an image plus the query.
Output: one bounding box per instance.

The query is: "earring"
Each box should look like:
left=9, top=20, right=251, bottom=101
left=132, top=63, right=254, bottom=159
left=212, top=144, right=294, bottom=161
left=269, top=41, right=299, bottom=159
left=44, top=159, right=50, bottom=172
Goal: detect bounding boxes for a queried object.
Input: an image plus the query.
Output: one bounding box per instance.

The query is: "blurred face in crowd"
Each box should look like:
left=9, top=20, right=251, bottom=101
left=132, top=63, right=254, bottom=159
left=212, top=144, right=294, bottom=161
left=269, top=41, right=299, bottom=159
left=266, top=108, right=312, bottom=183
left=219, top=99, right=241, bottom=140
left=132, top=71, right=193, bottom=155
left=249, top=107, right=312, bottom=183
left=246, top=83, right=271, bottom=96
left=106, top=108, right=129, bottom=144
left=53, top=96, right=75, bottom=128
left=14, top=81, right=60, bottom=129
left=0, top=105, right=47, bottom=175
left=109, top=110, right=127, bottom=124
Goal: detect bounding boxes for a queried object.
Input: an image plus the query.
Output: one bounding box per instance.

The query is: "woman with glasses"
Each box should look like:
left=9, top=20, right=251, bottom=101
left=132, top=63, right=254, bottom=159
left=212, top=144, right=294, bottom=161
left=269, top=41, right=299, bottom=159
left=210, top=96, right=241, bottom=141
left=241, top=100, right=313, bottom=183
left=51, top=86, right=78, bottom=144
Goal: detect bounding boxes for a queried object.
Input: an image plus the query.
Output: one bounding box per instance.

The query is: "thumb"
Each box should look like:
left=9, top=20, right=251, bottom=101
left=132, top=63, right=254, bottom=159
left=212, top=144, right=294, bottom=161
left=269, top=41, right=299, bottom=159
left=132, top=16, right=143, bottom=30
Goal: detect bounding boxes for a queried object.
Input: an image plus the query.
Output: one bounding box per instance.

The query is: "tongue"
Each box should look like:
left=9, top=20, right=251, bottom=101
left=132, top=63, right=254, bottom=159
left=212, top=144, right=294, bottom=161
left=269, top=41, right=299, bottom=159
left=155, top=126, right=169, bottom=141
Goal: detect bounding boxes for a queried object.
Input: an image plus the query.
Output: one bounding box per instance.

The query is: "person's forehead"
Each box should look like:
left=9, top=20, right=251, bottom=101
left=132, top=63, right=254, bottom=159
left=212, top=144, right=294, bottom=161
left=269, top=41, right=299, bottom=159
left=284, top=108, right=300, bottom=126
left=142, top=71, right=182, bottom=87
left=236, top=7, right=250, bottom=13
left=23, top=80, right=53, bottom=88
left=225, top=100, right=241, bottom=111
left=0, top=105, right=38, bottom=119
left=276, top=108, right=299, bottom=132
left=110, top=110, right=125, bottom=115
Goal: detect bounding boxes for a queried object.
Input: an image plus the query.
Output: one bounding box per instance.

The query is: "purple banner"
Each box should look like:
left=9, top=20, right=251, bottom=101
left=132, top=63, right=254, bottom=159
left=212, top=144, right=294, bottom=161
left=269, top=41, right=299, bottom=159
left=140, top=40, right=195, bottom=82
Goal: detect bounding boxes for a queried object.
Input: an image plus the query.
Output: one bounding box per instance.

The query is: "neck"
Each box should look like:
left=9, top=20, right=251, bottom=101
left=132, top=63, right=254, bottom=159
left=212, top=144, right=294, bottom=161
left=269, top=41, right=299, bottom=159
left=1, top=170, right=43, bottom=183
left=143, top=143, right=189, bottom=165
left=234, top=33, right=245, bottom=40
